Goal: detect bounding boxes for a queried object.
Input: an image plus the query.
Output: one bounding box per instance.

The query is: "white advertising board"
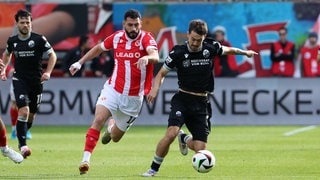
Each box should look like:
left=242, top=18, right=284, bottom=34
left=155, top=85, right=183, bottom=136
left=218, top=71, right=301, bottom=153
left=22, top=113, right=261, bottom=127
left=1, top=78, right=319, bottom=125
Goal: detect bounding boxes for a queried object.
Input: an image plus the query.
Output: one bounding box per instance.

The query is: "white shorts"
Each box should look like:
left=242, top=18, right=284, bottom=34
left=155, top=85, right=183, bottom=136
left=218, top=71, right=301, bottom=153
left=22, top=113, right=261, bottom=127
left=10, top=82, right=15, bottom=101
left=96, top=83, right=143, bottom=131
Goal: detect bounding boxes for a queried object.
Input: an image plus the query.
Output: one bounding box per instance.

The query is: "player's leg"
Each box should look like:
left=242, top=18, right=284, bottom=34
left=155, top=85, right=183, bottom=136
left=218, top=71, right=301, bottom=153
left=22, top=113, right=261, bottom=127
left=17, top=88, right=42, bottom=159
left=0, top=118, right=24, bottom=163
left=9, top=82, right=18, bottom=139
left=12, top=79, right=29, bottom=156
left=142, top=93, right=185, bottom=177
left=10, top=101, right=18, bottom=139
left=107, top=112, right=136, bottom=143
left=142, top=125, right=180, bottom=177
left=184, top=100, right=211, bottom=153
left=79, top=105, right=111, bottom=175
left=16, top=106, right=31, bottom=158
left=102, top=94, right=143, bottom=144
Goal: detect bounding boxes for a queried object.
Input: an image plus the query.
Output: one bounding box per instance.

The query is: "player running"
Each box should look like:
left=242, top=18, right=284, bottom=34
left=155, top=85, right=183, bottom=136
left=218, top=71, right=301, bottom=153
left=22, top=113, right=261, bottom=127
left=0, top=9, right=57, bottom=159
left=69, top=9, right=159, bottom=175
left=142, top=19, right=257, bottom=177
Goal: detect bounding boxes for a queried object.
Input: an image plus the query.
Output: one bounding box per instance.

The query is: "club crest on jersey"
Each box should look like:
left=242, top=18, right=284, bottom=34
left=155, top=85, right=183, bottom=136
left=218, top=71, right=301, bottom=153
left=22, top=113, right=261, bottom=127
left=135, top=40, right=141, bottom=47
left=19, top=94, right=25, bottom=100
left=203, top=49, right=210, bottom=58
left=182, top=59, right=190, bottom=67
left=184, top=53, right=189, bottom=58
left=28, top=40, right=35, bottom=48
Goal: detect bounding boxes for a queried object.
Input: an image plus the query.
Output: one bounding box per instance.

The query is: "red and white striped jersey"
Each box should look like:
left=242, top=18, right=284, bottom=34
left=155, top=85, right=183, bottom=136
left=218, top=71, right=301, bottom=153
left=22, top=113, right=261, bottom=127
left=101, top=30, right=158, bottom=96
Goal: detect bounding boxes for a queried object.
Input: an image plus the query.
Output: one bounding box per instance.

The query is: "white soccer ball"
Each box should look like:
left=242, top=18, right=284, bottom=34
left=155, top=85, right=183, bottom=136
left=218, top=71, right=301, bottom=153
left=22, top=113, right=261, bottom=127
left=191, top=150, right=215, bottom=173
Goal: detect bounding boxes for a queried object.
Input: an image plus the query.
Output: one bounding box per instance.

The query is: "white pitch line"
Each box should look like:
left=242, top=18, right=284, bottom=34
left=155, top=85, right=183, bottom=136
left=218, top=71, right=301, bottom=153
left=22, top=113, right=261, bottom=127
left=283, top=125, right=317, bottom=136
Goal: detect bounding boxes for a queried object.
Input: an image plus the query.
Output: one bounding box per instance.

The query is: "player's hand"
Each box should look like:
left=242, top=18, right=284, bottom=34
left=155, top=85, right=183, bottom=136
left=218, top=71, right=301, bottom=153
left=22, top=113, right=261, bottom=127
left=245, top=50, right=258, bottom=58
left=146, top=88, right=159, bottom=104
left=69, top=62, right=82, bottom=76
left=41, top=72, right=51, bottom=82
left=135, top=57, right=148, bottom=70
left=0, top=70, right=7, bottom=81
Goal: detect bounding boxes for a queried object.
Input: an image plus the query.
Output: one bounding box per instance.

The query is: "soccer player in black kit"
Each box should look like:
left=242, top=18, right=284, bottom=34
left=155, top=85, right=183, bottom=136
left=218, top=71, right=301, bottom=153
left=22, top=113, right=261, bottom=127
left=142, top=19, right=258, bottom=177
left=0, top=9, right=57, bottom=158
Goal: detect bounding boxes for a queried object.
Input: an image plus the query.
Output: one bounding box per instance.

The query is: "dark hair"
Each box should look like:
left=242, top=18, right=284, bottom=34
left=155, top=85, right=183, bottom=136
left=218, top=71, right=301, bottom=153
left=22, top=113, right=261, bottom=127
left=308, top=32, right=318, bottom=39
left=79, top=35, right=89, bottom=46
left=188, top=19, right=208, bottom=36
left=124, top=9, right=141, bottom=20
left=15, top=9, right=32, bottom=22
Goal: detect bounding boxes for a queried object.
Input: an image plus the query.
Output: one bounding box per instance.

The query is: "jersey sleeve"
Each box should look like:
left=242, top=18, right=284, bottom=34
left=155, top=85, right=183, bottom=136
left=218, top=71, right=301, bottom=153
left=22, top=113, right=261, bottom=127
left=102, top=33, right=116, bottom=50
left=164, top=45, right=181, bottom=70
left=41, top=35, right=54, bottom=55
left=212, top=41, right=223, bottom=56
left=5, top=37, right=14, bottom=54
left=142, top=32, right=158, bottom=51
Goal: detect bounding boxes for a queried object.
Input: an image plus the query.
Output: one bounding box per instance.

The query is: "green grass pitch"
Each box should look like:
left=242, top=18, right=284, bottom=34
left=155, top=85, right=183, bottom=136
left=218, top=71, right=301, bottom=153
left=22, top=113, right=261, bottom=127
left=1, top=125, right=319, bottom=180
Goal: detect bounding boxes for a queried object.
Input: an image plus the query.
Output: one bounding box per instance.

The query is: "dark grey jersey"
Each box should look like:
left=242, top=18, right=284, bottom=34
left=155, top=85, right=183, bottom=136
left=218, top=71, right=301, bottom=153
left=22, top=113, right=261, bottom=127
left=6, top=32, right=53, bottom=82
left=164, top=41, right=223, bottom=93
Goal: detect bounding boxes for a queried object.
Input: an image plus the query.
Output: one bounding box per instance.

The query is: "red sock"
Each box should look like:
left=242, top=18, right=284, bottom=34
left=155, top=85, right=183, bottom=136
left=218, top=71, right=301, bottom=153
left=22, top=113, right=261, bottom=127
left=84, top=128, right=100, bottom=153
left=0, top=126, right=7, bottom=146
left=10, top=106, right=18, bottom=126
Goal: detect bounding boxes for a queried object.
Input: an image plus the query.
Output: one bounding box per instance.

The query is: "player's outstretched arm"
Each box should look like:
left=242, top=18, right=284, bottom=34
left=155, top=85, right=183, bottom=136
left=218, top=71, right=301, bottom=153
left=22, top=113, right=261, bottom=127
left=222, top=46, right=258, bottom=58
left=147, top=67, right=169, bottom=104
left=69, top=44, right=104, bottom=76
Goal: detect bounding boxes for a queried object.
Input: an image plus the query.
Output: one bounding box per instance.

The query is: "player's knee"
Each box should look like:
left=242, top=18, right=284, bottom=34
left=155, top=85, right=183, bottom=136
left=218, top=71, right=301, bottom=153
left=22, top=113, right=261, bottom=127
left=17, top=116, right=28, bottom=122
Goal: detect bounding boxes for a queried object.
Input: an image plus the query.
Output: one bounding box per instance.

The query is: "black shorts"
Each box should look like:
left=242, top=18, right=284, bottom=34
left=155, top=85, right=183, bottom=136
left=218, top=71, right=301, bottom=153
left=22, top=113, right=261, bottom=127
left=168, top=91, right=212, bottom=142
left=12, top=78, right=43, bottom=114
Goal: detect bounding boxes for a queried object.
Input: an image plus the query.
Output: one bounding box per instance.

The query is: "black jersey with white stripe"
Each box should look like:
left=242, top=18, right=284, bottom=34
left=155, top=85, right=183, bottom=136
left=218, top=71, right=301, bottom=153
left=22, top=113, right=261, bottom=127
left=6, top=32, right=53, bottom=82
left=164, top=41, right=223, bottom=93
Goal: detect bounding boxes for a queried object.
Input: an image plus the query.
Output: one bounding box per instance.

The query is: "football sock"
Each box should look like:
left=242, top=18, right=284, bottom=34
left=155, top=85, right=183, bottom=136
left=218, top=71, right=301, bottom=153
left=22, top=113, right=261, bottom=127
left=0, top=126, right=7, bottom=146
left=16, top=119, right=28, bottom=148
left=150, top=155, right=163, bottom=172
left=84, top=128, right=100, bottom=153
left=82, top=151, right=92, bottom=163
left=184, top=135, right=192, bottom=144
left=10, top=106, right=18, bottom=126
left=180, top=133, right=187, bottom=143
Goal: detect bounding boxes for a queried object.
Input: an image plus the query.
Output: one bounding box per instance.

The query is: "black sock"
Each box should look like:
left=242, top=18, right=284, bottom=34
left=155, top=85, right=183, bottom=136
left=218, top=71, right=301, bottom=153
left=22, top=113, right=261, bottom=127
left=16, top=121, right=27, bottom=148
left=151, top=161, right=161, bottom=172
left=180, top=133, right=187, bottom=143
left=150, top=155, right=163, bottom=172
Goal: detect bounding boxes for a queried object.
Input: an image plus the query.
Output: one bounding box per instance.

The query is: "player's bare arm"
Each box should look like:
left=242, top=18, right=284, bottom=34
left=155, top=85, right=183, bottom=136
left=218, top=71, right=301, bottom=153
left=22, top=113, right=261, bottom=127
left=0, top=58, right=4, bottom=72
left=222, top=46, right=258, bottom=58
left=147, top=67, right=169, bottom=104
left=41, top=51, right=57, bottom=82
left=136, top=47, right=159, bottom=69
left=69, top=44, right=104, bottom=76
left=0, top=51, right=12, bottom=81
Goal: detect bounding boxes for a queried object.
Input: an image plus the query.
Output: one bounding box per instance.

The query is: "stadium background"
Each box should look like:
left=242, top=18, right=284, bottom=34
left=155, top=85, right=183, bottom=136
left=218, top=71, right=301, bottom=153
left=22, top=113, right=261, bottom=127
left=0, top=0, right=319, bottom=125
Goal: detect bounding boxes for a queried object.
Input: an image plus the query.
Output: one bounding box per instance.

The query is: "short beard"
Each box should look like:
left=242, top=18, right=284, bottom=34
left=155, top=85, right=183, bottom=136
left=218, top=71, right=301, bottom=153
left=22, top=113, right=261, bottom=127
left=126, top=30, right=139, bottom=39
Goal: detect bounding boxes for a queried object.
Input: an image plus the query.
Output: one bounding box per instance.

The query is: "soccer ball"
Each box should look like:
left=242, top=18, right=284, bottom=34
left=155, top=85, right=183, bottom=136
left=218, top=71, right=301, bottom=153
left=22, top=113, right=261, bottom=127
left=191, top=150, right=215, bottom=173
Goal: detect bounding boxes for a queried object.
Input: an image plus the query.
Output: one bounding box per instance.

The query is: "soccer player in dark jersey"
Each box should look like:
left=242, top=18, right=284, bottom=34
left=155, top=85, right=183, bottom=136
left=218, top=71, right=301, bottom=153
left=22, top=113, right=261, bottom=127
left=0, top=9, right=57, bottom=159
left=142, top=19, right=258, bottom=177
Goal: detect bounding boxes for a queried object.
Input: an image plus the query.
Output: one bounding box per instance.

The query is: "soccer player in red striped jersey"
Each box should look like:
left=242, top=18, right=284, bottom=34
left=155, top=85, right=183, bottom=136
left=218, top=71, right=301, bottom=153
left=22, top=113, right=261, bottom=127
left=69, top=9, right=159, bottom=175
